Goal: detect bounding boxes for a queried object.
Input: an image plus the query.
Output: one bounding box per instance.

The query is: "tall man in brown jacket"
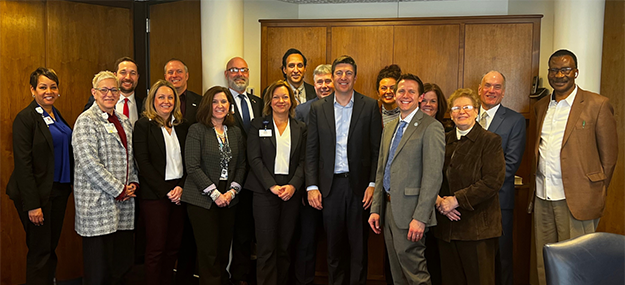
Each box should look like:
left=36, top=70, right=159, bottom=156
left=530, top=49, right=618, bottom=285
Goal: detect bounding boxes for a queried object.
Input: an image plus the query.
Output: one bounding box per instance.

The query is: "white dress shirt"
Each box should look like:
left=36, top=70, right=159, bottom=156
left=478, top=104, right=501, bottom=130
left=536, top=86, right=578, bottom=201
left=116, top=93, right=138, bottom=126
left=161, top=125, right=183, bottom=180
left=390, top=107, right=419, bottom=143
left=274, top=119, right=291, bottom=175
left=229, top=88, right=255, bottom=121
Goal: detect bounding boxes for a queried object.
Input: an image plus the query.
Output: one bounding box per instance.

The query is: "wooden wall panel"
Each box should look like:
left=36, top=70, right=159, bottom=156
left=598, top=0, right=624, bottom=235
left=393, top=25, right=461, bottom=100
left=0, top=1, right=47, bottom=284
left=463, top=23, right=534, bottom=114
left=149, top=0, right=202, bottom=95
left=263, top=26, right=327, bottom=93
left=331, top=26, right=394, bottom=99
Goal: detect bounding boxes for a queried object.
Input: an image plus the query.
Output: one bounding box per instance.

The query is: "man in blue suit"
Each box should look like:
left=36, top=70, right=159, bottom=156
left=477, top=70, right=526, bottom=285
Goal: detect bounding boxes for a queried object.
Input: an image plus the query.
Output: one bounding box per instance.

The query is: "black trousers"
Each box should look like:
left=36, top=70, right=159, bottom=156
left=495, top=209, right=514, bottom=285
left=187, top=201, right=237, bottom=285
left=230, top=188, right=255, bottom=283
left=253, top=175, right=301, bottom=285
left=82, top=230, right=135, bottom=285
left=174, top=209, right=198, bottom=285
left=322, top=176, right=369, bottom=285
left=438, top=237, right=498, bottom=285
left=14, top=182, right=71, bottom=285
left=293, top=199, right=324, bottom=285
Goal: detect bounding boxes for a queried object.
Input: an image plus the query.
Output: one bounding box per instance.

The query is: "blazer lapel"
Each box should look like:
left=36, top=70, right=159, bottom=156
left=382, top=119, right=398, bottom=166
left=534, top=98, right=549, bottom=158
left=32, top=102, right=54, bottom=151
left=488, top=106, right=506, bottom=132
left=562, top=89, right=584, bottom=147
left=266, top=115, right=276, bottom=148
left=322, top=95, right=336, bottom=141
left=150, top=121, right=166, bottom=157
left=394, top=110, right=422, bottom=158
left=348, top=92, right=364, bottom=139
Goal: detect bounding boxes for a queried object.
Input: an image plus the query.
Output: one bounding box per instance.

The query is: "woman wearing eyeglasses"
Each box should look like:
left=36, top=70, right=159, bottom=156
left=6, top=68, right=72, bottom=285
left=72, top=71, right=139, bottom=284
left=433, top=88, right=505, bottom=285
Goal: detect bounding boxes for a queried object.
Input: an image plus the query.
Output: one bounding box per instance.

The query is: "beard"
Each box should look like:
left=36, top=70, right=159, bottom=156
left=229, top=76, right=249, bottom=93
left=120, top=80, right=136, bottom=93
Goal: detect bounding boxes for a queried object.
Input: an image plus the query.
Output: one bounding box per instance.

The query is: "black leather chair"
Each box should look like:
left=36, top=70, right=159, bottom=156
left=543, top=232, right=625, bottom=285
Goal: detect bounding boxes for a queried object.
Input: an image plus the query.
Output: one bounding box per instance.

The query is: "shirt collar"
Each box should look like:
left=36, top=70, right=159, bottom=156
left=288, top=81, right=304, bottom=93
left=117, top=92, right=135, bottom=104
left=333, top=91, right=354, bottom=107
left=550, top=85, right=578, bottom=106
left=479, top=103, right=500, bottom=119
left=230, top=88, right=246, bottom=98
left=401, top=107, right=419, bottom=124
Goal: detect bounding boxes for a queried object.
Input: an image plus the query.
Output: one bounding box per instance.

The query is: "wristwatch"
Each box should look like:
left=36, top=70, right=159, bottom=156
left=209, top=189, right=221, bottom=201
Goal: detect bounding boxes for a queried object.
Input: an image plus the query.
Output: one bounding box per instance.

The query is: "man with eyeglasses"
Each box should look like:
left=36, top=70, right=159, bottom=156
left=83, top=57, right=141, bottom=127
left=476, top=70, right=526, bottom=285
left=224, top=56, right=262, bottom=285
left=306, top=55, right=382, bottom=285
left=530, top=49, right=617, bottom=285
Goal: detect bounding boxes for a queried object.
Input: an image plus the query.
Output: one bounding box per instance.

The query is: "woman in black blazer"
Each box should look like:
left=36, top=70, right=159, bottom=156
left=245, top=80, right=307, bottom=285
left=181, top=86, right=246, bottom=285
left=6, top=68, right=73, bottom=285
left=133, top=80, right=188, bottom=285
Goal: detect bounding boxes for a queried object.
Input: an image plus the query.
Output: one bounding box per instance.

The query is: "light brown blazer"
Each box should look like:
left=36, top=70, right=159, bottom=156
left=528, top=87, right=618, bottom=220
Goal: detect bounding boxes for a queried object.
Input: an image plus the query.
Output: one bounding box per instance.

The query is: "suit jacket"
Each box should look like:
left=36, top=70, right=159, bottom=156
left=232, top=91, right=263, bottom=137
left=6, top=100, right=73, bottom=211
left=181, top=89, right=202, bottom=125
left=133, top=117, right=189, bottom=200
left=302, top=81, right=316, bottom=102
left=434, top=124, right=505, bottom=242
left=294, top=97, right=318, bottom=123
left=528, top=88, right=618, bottom=220
left=72, top=103, right=139, bottom=237
left=305, top=91, right=382, bottom=198
left=486, top=105, right=526, bottom=210
left=370, top=110, right=445, bottom=229
left=245, top=115, right=307, bottom=193
left=181, top=123, right=246, bottom=210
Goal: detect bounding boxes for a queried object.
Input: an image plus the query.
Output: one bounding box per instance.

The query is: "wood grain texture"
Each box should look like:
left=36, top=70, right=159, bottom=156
left=263, top=26, right=327, bottom=93
left=597, top=0, right=624, bottom=235
left=330, top=26, right=394, bottom=99
left=393, top=25, right=461, bottom=101
left=463, top=23, right=535, bottom=115
left=1, top=1, right=47, bottom=284
left=149, top=0, right=202, bottom=95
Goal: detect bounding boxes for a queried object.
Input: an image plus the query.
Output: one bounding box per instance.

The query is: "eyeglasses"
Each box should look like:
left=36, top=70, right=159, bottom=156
left=450, top=105, right=475, bottom=112
left=95, top=87, right=121, bottom=94
left=227, top=67, right=249, bottom=73
left=548, top=67, right=574, bottom=75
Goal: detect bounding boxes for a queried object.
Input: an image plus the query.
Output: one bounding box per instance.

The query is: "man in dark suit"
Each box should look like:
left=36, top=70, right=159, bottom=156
left=83, top=57, right=142, bottom=126
left=225, top=56, right=263, bottom=285
left=293, top=63, right=333, bottom=285
left=530, top=49, right=617, bottom=285
left=369, top=73, right=445, bottom=284
left=306, top=55, right=382, bottom=285
left=295, top=64, right=333, bottom=123
left=163, top=59, right=203, bottom=285
left=164, top=59, right=202, bottom=124
left=476, top=70, right=526, bottom=285
left=282, top=48, right=316, bottom=104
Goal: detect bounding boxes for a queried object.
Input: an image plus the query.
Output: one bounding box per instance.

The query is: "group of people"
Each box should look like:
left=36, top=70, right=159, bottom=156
left=7, top=47, right=617, bottom=285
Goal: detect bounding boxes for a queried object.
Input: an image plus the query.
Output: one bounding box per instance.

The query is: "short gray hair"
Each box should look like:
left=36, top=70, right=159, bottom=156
left=313, top=64, right=332, bottom=76
left=92, top=71, right=119, bottom=88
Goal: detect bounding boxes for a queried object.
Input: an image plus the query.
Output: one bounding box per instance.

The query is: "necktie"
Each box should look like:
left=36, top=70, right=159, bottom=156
left=383, top=121, right=407, bottom=192
left=123, top=98, right=129, bottom=118
left=238, top=94, right=251, bottom=132
left=294, top=89, right=301, bottom=104
left=479, top=112, right=488, bottom=129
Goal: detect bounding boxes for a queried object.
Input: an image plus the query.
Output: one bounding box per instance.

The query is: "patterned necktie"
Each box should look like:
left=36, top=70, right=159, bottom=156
left=479, top=112, right=488, bottom=129
left=123, top=98, right=129, bottom=117
left=238, top=94, right=251, bottom=132
left=294, top=89, right=302, bottom=104
left=383, top=121, right=407, bottom=192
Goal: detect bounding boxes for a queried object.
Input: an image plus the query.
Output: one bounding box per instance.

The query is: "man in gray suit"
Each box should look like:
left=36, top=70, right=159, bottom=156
left=369, top=73, right=445, bottom=284
left=477, top=71, right=526, bottom=285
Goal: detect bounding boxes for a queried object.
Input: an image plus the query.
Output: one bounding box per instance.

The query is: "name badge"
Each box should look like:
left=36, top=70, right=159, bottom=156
left=43, top=116, right=54, bottom=125
left=105, top=123, right=118, bottom=133
left=259, top=129, right=272, bottom=137
left=220, top=168, right=228, bottom=180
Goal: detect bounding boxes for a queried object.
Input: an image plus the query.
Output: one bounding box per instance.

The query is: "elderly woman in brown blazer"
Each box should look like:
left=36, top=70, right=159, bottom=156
left=433, top=88, right=505, bottom=285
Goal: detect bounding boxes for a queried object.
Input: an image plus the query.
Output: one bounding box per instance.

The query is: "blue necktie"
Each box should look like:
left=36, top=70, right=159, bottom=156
left=238, top=94, right=251, bottom=132
left=383, top=121, right=407, bottom=192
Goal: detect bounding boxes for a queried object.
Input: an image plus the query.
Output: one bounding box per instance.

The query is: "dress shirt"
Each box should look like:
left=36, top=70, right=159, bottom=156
left=389, top=107, right=419, bottom=144
left=161, top=125, right=183, bottom=181
left=116, top=93, right=138, bottom=126
left=478, top=104, right=501, bottom=130
left=536, top=86, right=578, bottom=201
left=274, top=119, right=291, bottom=175
left=43, top=107, right=72, bottom=183
left=229, top=88, right=255, bottom=121
left=289, top=82, right=307, bottom=104
left=334, top=93, right=354, bottom=174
